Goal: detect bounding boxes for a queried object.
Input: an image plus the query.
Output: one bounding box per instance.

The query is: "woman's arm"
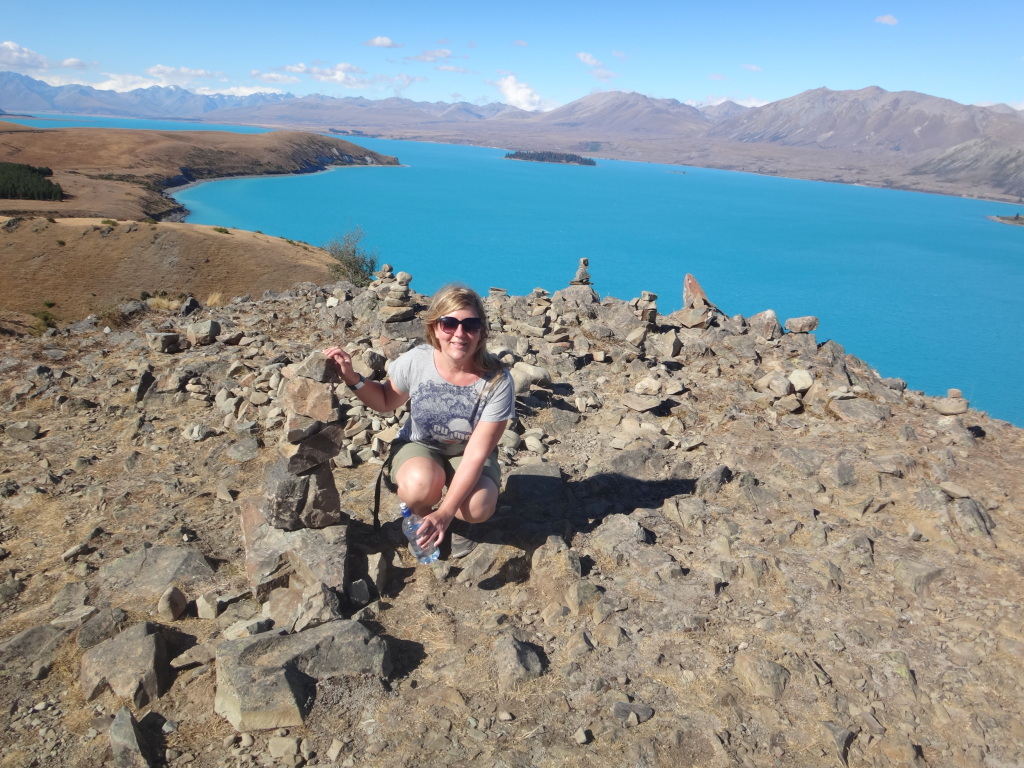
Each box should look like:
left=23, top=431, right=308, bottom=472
left=417, top=418, right=507, bottom=546
left=323, top=346, right=409, bottom=412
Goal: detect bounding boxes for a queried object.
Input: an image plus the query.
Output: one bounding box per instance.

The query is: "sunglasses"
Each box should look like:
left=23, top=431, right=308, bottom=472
left=436, top=316, right=484, bottom=334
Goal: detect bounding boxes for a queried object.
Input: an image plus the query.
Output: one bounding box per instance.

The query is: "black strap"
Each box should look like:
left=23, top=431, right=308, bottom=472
left=372, top=447, right=395, bottom=532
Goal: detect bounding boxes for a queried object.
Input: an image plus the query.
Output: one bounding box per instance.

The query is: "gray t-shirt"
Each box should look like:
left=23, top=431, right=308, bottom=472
left=389, top=344, right=515, bottom=456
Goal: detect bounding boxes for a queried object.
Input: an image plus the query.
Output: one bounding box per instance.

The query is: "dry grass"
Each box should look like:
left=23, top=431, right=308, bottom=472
left=0, top=217, right=334, bottom=323
left=145, top=296, right=181, bottom=312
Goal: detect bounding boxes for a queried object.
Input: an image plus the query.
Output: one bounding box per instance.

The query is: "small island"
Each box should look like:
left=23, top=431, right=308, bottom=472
left=991, top=213, right=1024, bottom=227
left=505, top=150, right=596, bottom=166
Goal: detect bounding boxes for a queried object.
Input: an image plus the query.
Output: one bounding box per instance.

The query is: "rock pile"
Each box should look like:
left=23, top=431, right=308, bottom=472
left=1, top=269, right=1022, bottom=768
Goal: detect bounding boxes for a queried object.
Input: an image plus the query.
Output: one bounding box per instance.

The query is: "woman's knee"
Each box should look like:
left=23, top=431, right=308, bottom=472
left=458, top=479, right=499, bottom=523
left=395, top=458, right=445, bottom=504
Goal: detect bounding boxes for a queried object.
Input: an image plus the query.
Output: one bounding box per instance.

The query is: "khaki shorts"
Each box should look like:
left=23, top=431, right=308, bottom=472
left=390, top=440, right=501, bottom=490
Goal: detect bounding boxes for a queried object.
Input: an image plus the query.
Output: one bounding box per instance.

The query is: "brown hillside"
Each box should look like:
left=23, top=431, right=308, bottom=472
left=0, top=216, right=335, bottom=326
left=0, top=122, right=397, bottom=220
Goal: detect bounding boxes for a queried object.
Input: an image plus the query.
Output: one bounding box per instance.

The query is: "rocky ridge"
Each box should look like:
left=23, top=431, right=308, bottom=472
left=1, top=267, right=1022, bottom=768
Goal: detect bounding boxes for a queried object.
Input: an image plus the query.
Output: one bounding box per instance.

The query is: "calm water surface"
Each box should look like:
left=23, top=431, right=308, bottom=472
left=174, top=137, right=1024, bottom=425
left=7, top=116, right=1021, bottom=424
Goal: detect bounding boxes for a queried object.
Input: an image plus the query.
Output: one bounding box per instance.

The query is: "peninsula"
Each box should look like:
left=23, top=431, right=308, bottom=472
left=0, top=121, right=399, bottom=221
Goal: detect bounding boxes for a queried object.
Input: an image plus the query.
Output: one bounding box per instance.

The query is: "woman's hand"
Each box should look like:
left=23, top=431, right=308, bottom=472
left=416, top=509, right=454, bottom=549
left=322, top=346, right=359, bottom=387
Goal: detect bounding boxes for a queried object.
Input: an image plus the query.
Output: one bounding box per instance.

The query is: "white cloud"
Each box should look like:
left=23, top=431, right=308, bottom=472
left=196, top=84, right=282, bottom=96
left=308, top=63, right=369, bottom=87
left=875, top=14, right=898, bottom=25
left=60, top=58, right=88, bottom=70
left=709, top=73, right=727, bottom=81
left=514, top=40, right=529, bottom=47
left=437, top=65, right=470, bottom=74
left=689, top=95, right=769, bottom=108
left=146, top=64, right=215, bottom=84
left=742, top=64, right=762, bottom=72
left=386, top=73, right=427, bottom=96
left=92, top=73, right=163, bottom=91
left=494, top=74, right=543, bottom=110
left=365, top=36, right=401, bottom=48
left=0, top=40, right=50, bottom=71
left=407, top=48, right=452, bottom=63
left=576, top=52, right=618, bottom=81
left=252, top=70, right=301, bottom=84
left=612, top=50, right=627, bottom=60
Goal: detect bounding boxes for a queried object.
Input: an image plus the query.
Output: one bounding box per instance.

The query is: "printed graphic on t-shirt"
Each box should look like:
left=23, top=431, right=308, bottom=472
left=413, top=380, right=481, bottom=445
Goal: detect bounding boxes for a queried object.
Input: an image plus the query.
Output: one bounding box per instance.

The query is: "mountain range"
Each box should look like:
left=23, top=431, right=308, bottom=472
left=2, top=71, right=1023, bottom=202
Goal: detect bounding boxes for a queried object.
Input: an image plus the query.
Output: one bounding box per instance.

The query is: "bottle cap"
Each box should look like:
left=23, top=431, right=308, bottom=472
left=399, top=503, right=411, bottom=517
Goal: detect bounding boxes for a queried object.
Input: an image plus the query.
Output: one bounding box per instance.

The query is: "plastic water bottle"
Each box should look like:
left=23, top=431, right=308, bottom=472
left=400, top=503, right=439, bottom=564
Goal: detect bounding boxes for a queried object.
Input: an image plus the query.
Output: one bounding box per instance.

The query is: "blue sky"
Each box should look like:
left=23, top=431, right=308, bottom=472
left=3, top=0, right=1022, bottom=110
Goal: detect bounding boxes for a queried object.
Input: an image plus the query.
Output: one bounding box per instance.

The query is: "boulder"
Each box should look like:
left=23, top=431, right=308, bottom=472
left=214, top=620, right=391, bottom=730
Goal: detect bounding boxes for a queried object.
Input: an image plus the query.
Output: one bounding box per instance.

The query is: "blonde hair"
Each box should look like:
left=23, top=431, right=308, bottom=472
left=424, top=284, right=504, bottom=378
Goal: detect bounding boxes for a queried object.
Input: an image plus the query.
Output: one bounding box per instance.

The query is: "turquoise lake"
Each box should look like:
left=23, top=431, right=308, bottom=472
left=7, top=116, right=1023, bottom=425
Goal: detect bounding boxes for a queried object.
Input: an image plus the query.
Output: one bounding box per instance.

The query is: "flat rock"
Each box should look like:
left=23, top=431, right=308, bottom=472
left=214, top=620, right=391, bottom=731
left=80, top=622, right=170, bottom=708
left=97, top=545, right=215, bottom=602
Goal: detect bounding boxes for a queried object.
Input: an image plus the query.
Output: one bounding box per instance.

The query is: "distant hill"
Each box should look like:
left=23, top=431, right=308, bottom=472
left=698, top=101, right=749, bottom=124
left=0, top=71, right=290, bottom=118
left=707, top=86, right=1024, bottom=154
left=2, top=73, right=1023, bottom=201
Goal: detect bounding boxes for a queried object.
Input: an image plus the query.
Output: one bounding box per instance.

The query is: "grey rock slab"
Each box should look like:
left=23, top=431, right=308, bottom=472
left=80, top=622, right=170, bottom=708
left=286, top=425, right=345, bottom=475
left=226, top=437, right=261, bottom=462
left=611, top=701, right=654, bottom=726
left=186, top=319, right=221, bottom=346
left=785, top=315, right=819, bottom=333
left=0, top=623, right=72, bottom=678
left=290, top=351, right=339, bottom=383
left=747, top=309, right=783, bottom=340
left=896, top=560, right=946, bottom=600
left=733, top=652, right=790, bottom=699
left=952, top=498, right=992, bottom=536
left=239, top=499, right=348, bottom=593
left=494, top=633, right=544, bottom=693
left=695, top=464, right=733, bottom=498
left=109, top=706, right=153, bottom=768
left=77, top=607, right=129, bottom=649
left=455, top=543, right=501, bottom=584
left=97, top=545, right=215, bottom=602
left=826, top=397, right=891, bottom=424
left=214, top=620, right=391, bottom=731
left=7, top=420, right=41, bottom=441
left=503, top=461, right=565, bottom=511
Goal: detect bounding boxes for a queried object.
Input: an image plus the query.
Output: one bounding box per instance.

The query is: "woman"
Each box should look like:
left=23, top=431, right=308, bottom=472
left=323, top=285, right=514, bottom=557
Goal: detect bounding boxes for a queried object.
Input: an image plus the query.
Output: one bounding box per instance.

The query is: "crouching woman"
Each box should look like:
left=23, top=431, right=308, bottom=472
left=323, top=284, right=514, bottom=557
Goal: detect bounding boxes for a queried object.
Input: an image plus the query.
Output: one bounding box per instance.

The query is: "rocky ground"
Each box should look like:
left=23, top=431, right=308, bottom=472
left=1, top=268, right=1022, bottom=768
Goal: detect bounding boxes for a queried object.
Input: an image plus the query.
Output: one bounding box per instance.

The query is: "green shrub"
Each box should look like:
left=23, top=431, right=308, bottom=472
left=101, top=219, right=118, bottom=226
left=32, top=310, right=57, bottom=332
left=213, top=226, right=230, bottom=234
left=323, top=226, right=378, bottom=287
